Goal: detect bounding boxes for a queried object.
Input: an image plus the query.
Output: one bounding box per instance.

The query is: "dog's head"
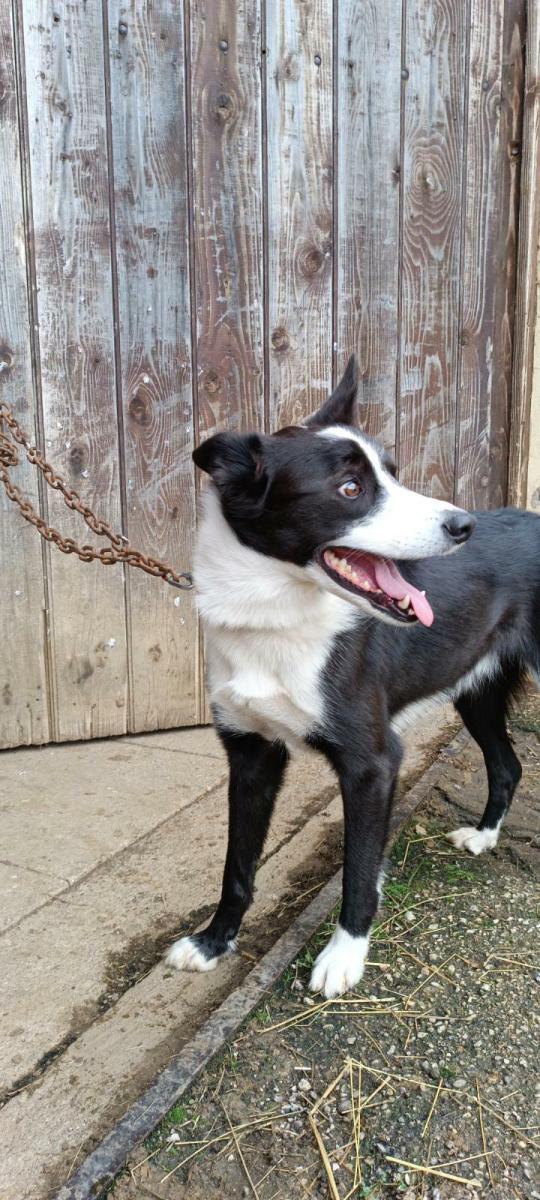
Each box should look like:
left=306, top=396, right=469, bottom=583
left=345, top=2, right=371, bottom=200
left=193, top=356, right=475, bottom=627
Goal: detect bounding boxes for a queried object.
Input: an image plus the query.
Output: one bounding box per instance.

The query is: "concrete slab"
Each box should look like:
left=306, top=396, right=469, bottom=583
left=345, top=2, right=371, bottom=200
left=0, top=738, right=227, bottom=886
left=0, top=859, right=66, bottom=932
left=0, top=703, right=457, bottom=1200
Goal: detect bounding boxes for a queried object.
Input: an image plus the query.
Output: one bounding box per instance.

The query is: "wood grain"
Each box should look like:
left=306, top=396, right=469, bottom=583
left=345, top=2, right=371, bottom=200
left=0, top=0, right=50, bottom=747
left=107, top=0, right=198, bottom=731
left=399, top=0, right=467, bottom=499
left=189, top=0, right=264, bottom=439
left=336, top=0, right=402, bottom=449
left=455, top=0, right=508, bottom=509
left=266, top=0, right=334, bottom=429
left=507, top=0, right=536, bottom=506
left=21, top=0, right=128, bottom=740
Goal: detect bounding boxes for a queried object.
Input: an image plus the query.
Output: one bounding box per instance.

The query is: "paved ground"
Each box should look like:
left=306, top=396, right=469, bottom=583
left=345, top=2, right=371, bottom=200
left=0, top=708, right=456, bottom=1199
left=115, top=693, right=540, bottom=1200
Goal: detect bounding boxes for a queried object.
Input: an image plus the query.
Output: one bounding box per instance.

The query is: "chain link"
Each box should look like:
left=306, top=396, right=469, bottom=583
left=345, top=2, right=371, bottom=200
left=0, top=404, right=194, bottom=590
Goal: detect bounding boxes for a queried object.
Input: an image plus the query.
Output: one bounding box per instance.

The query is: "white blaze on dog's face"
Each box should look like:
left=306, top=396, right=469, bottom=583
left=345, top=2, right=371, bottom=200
left=192, top=356, right=476, bottom=629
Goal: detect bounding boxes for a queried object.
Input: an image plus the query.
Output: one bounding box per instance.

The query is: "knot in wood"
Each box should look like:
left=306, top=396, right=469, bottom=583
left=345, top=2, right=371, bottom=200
left=129, top=393, right=152, bottom=425
left=203, top=369, right=221, bottom=395
left=298, top=243, right=325, bottom=278
left=118, top=21, right=128, bottom=36
left=271, top=327, right=290, bottom=353
left=69, top=444, right=86, bottom=476
left=214, top=92, right=234, bottom=122
left=0, top=344, right=14, bottom=373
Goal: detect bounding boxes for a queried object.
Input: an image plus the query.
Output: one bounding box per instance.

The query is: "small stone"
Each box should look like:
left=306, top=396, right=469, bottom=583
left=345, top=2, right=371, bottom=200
left=298, top=1077, right=311, bottom=1092
left=454, top=1078, right=467, bottom=1089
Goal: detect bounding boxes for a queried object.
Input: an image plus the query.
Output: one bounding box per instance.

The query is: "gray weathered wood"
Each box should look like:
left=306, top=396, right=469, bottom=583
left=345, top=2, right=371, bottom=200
left=508, top=0, right=537, bottom=505
left=455, top=0, right=508, bottom=510
left=107, top=0, right=198, bottom=731
left=336, top=0, right=402, bottom=449
left=20, top=0, right=128, bottom=740
left=399, top=0, right=467, bottom=499
left=0, top=0, right=50, bottom=747
left=189, top=0, right=265, bottom=439
left=266, top=0, right=334, bottom=429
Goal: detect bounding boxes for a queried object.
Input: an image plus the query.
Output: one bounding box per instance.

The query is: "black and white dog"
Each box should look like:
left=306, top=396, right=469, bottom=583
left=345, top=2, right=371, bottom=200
left=167, top=357, right=539, bottom=998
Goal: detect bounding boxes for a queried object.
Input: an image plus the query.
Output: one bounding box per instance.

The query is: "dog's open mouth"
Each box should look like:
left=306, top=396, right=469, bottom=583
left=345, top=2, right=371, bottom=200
left=319, top=547, right=434, bottom=627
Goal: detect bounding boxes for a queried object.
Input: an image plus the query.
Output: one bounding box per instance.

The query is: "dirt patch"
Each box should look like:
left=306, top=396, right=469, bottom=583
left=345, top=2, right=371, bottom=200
left=118, top=698, right=540, bottom=1200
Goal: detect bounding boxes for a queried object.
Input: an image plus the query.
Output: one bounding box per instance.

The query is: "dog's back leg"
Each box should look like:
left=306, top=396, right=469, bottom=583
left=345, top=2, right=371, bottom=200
left=166, top=731, right=288, bottom=973
left=447, top=664, right=523, bottom=856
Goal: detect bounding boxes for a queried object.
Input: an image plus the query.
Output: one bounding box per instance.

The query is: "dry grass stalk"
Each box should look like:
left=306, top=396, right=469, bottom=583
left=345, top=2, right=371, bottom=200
left=421, top=1076, right=443, bottom=1139
left=308, top=1113, right=341, bottom=1200
left=385, top=1155, right=482, bottom=1187
left=220, top=1101, right=261, bottom=1200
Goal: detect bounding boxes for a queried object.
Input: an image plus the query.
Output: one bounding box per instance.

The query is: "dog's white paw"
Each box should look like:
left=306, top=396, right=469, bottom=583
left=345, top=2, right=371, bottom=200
left=165, top=936, right=218, bottom=973
left=446, top=824, right=500, bottom=856
left=309, top=927, right=369, bottom=999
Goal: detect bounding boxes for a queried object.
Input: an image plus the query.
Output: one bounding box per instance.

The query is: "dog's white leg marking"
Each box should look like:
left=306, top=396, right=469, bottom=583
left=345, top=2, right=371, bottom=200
left=446, top=820, right=502, bottom=856
left=309, top=925, right=370, bottom=998
left=165, top=936, right=219, bottom=973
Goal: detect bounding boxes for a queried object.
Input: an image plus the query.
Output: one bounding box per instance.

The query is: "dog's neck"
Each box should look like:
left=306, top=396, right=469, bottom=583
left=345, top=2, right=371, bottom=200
left=194, top=487, right=355, bottom=635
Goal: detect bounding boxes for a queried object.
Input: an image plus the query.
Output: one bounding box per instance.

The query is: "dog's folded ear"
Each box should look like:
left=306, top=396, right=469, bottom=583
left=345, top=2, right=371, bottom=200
left=305, top=354, right=359, bottom=429
left=193, top=432, right=266, bottom=489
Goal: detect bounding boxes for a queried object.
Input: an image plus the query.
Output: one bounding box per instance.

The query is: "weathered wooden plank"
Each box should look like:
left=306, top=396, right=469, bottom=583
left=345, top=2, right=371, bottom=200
left=107, top=0, right=198, bottom=731
left=190, top=0, right=264, bottom=439
left=266, top=0, right=334, bottom=429
left=0, top=1, right=50, bottom=748
left=507, top=0, right=535, bottom=507
left=336, top=1, right=402, bottom=448
left=398, top=0, right=467, bottom=499
left=21, top=0, right=128, bottom=740
left=454, top=0, right=508, bottom=510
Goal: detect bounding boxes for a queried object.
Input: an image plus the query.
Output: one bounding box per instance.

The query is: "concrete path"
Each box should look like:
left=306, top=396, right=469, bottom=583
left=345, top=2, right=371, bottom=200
left=0, top=712, right=455, bottom=1199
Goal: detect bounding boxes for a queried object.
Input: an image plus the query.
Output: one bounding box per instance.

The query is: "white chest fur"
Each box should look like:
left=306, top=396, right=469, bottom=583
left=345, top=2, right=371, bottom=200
left=194, top=490, right=357, bottom=747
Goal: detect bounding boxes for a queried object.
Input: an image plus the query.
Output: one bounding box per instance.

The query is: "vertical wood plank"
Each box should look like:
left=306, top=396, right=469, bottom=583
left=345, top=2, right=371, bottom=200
left=0, top=1, right=50, bottom=747
left=336, top=1, right=402, bottom=448
left=454, top=0, right=507, bottom=509
left=456, top=0, right=525, bottom=510
left=190, top=0, right=264, bottom=439
left=266, top=0, right=334, bottom=429
left=21, top=0, right=128, bottom=740
left=505, top=0, right=532, bottom=507
left=107, top=1, right=198, bottom=731
left=399, top=0, right=467, bottom=499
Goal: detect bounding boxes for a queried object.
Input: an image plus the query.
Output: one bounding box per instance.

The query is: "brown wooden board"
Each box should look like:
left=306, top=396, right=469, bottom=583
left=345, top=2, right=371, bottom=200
left=335, top=0, right=402, bottom=449
left=266, top=0, right=334, bottom=429
left=0, top=0, right=50, bottom=747
left=398, top=0, right=467, bottom=500
left=189, top=0, right=264, bottom=439
left=455, top=0, right=508, bottom=509
left=106, top=0, right=198, bottom=731
left=505, top=0, right=532, bottom=507
left=20, top=0, right=128, bottom=740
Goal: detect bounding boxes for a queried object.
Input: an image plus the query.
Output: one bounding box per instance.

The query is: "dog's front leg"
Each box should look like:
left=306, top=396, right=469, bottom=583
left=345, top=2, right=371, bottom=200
left=166, top=730, right=288, bottom=974
left=310, top=731, right=402, bottom=999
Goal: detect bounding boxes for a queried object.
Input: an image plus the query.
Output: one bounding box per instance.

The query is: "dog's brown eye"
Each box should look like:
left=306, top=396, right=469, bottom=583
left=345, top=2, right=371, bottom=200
left=339, top=479, right=362, bottom=499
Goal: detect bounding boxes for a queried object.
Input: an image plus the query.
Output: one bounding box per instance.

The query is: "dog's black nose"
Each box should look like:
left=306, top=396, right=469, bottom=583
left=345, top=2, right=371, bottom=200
left=442, top=511, right=476, bottom=544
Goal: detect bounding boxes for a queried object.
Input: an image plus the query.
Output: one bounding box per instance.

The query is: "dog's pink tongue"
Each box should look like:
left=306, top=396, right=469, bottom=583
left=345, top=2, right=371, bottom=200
left=374, top=559, right=434, bottom=627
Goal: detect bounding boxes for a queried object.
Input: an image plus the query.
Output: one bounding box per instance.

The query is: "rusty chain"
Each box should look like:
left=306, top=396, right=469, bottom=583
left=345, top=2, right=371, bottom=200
left=0, top=404, right=194, bottom=590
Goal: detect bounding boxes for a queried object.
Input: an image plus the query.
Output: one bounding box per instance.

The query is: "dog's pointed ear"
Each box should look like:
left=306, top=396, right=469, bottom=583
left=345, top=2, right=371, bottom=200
left=193, top=431, right=266, bottom=488
left=305, top=354, right=359, bottom=429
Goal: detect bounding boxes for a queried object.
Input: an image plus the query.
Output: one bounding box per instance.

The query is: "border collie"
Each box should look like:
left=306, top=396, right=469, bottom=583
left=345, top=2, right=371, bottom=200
left=166, top=357, right=539, bottom=998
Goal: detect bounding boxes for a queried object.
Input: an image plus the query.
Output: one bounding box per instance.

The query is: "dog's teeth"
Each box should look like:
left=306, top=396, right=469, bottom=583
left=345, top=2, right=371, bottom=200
left=397, top=595, right=411, bottom=610
left=360, top=580, right=371, bottom=591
